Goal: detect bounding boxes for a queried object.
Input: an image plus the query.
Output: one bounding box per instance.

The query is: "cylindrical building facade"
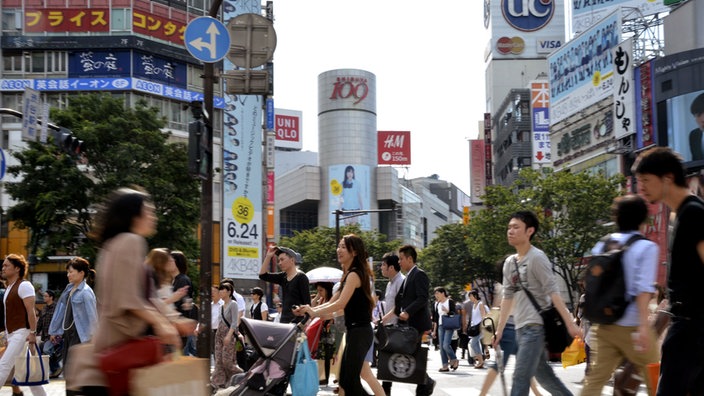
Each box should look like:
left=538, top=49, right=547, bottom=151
left=318, top=69, right=378, bottom=230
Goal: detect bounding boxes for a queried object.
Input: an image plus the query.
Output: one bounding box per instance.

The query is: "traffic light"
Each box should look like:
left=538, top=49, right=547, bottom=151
left=53, top=127, right=85, bottom=156
left=188, top=119, right=210, bottom=179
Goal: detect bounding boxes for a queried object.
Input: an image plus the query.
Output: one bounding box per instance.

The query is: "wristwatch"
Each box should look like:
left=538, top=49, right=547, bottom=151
left=29, top=330, right=36, bottom=334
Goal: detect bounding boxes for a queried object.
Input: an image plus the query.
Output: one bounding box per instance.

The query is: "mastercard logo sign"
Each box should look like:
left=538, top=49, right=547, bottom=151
left=496, top=36, right=525, bottom=55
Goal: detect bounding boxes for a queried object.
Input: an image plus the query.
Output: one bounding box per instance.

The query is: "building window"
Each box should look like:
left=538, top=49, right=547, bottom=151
left=47, top=52, right=67, bottom=73
left=2, top=53, right=23, bottom=72
left=111, top=9, right=131, bottom=32
left=1, top=10, right=21, bottom=32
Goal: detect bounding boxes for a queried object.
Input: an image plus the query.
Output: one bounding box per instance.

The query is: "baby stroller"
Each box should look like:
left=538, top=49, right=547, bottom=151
left=223, top=317, right=307, bottom=396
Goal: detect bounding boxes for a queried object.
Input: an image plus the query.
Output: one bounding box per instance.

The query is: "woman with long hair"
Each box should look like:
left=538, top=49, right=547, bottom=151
left=49, top=257, right=98, bottom=374
left=67, top=187, right=192, bottom=394
left=295, top=234, right=376, bottom=396
left=145, top=248, right=188, bottom=306
left=210, top=281, right=242, bottom=391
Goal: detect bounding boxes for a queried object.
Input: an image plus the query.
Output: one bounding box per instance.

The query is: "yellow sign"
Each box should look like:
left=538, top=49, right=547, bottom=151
left=232, top=196, right=254, bottom=224
left=464, top=283, right=473, bottom=292
left=228, top=246, right=259, bottom=258
left=330, top=179, right=342, bottom=196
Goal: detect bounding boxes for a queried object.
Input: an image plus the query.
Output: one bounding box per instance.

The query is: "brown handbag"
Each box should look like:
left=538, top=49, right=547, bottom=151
left=97, top=336, right=163, bottom=396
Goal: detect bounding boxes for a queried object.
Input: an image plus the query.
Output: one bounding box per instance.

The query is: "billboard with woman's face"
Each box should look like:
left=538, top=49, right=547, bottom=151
left=328, top=164, right=371, bottom=230
left=652, top=48, right=704, bottom=169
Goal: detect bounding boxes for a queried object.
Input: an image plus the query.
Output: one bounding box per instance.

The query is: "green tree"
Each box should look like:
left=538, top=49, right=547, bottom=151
left=279, top=225, right=401, bottom=273
left=5, top=141, right=93, bottom=256
left=467, top=168, right=624, bottom=308
left=6, top=93, right=201, bottom=261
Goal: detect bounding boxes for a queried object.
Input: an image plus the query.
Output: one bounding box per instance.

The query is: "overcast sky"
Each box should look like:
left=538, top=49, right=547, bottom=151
left=271, top=1, right=490, bottom=193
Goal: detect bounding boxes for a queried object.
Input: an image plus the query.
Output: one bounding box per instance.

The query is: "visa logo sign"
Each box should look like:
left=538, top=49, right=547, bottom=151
left=537, top=39, right=562, bottom=53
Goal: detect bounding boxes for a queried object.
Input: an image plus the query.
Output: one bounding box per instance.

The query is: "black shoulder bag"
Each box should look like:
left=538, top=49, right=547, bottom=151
left=513, top=256, right=572, bottom=354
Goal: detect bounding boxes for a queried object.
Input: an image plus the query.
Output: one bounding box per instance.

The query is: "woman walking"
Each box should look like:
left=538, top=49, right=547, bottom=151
left=210, top=281, right=242, bottom=392
left=432, top=286, right=459, bottom=372
left=295, top=234, right=375, bottom=396
left=48, top=257, right=97, bottom=375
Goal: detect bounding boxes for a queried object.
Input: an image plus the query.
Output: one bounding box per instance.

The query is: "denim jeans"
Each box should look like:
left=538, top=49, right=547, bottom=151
left=512, top=325, right=572, bottom=396
left=438, top=325, right=457, bottom=366
left=41, top=338, right=62, bottom=373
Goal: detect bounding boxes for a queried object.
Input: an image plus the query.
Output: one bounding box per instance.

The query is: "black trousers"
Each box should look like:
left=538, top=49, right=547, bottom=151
left=339, top=325, right=373, bottom=396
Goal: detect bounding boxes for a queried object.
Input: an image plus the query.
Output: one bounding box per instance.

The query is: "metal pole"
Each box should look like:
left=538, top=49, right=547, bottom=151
left=196, top=0, right=223, bottom=361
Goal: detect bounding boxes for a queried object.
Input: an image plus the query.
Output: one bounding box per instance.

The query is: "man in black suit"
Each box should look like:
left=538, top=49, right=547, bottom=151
left=395, top=244, right=435, bottom=396
left=688, top=93, right=704, bottom=161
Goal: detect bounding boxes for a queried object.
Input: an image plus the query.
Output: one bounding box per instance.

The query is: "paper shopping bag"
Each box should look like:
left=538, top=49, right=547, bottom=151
left=12, top=342, right=50, bottom=386
left=129, top=356, right=209, bottom=396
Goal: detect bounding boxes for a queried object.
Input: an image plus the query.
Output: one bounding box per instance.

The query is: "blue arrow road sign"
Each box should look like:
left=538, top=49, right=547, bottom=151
left=185, top=17, right=230, bottom=63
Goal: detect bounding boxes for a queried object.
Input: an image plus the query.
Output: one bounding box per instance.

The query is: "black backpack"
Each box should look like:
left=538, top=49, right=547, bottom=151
left=584, top=233, right=645, bottom=324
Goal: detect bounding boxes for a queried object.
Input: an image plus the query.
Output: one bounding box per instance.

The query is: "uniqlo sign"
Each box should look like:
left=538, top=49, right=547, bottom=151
left=378, top=131, right=411, bottom=165
left=274, top=109, right=302, bottom=150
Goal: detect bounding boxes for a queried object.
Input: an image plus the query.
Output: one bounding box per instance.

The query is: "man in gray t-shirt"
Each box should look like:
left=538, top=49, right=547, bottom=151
left=494, top=211, right=580, bottom=396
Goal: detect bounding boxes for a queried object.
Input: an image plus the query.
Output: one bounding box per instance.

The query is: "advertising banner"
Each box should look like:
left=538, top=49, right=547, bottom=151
left=1, top=78, right=225, bottom=109
left=274, top=109, right=302, bottom=150
left=484, top=113, right=493, bottom=186
left=530, top=82, right=552, bottom=166
left=221, top=0, right=263, bottom=280
left=133, top=52, right=187, bottom=87
left=378, top=131, right=411, bottom=166
left=652, top=48, right=704, bottom=165
left=470, top=139, right=486, bottom=205
left=68, top=51, right=130, bottom=78
left=635, top=60, right=655, bottom=149
left=132, top=9, right=188, bottom=46
left=22, top=88, right=41, bottom=142
left=328, top=164, right=371, bottom=230
left=24, top=8, right=109, bottom=32
left=489, top=0, right=565, bottom=59
left=572, top=0, right=668, bottom=33
left=612, top=38, right=635, bottom=140
left=548, top=9, right=621, bottom=124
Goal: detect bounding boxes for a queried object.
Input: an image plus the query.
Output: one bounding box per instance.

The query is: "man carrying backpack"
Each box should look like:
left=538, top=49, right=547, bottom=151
left=581, top=194, right=660, bottom=396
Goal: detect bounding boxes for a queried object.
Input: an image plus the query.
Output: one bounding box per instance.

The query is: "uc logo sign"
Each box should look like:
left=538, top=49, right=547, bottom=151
left=501, top=0, right=554, bottom=32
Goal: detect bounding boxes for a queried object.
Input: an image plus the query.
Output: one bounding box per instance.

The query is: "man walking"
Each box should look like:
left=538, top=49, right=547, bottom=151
left=379, top=252, right=405, bottom=396
left=633, top=147, right=704, bottom=395
left=0, top=254, right=47, bottom=396
left=36, top=290, right=62, bottom=378
left=394, top=245, right=435, bottom=396
left=581, top=195, right=660, bottom=395
left=259, top=246, right=310, bottom=324
left=495, top=211, right=580, bottom=396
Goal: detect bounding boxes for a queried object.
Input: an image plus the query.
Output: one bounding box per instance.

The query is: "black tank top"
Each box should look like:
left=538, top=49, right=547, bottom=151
left=344, top=281, right=371, bottom=328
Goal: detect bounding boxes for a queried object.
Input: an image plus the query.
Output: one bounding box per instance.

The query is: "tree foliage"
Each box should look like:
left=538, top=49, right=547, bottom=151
left=279, top=225, right=402, bottom=290
left=6, top=93, right=201, bottom=261
left=467, top=168, right=624, bottom=308
left=419, top=223, right=495, bottom=302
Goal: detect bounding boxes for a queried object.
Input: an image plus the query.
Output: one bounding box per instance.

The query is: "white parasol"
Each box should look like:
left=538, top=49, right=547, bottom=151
left=306, top=266, right=343, bottom=283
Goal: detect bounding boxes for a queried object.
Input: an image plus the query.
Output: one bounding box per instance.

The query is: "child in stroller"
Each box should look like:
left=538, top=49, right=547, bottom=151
left=217, top=316, right=309, bottom=396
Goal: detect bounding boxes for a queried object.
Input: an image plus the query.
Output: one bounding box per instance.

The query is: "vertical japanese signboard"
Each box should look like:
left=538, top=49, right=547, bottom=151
left=613, top=38, right=635, bottom=139
left=470, top=139, right=486, bottom=205
left=530, top=82, right=552, bottom=167
left=22, top=88, right=41, bottom=142
left=221, top=0, right=263, bottom=280
left=483, top=113, right=493, bottom=187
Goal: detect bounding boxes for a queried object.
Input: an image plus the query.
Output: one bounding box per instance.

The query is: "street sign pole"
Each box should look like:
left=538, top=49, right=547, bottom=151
left=194, top=0, right=223, bottom=363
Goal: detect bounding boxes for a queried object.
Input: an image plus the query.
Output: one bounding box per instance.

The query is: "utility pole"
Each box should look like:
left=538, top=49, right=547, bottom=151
left=195, top=0, right=223, bottom=361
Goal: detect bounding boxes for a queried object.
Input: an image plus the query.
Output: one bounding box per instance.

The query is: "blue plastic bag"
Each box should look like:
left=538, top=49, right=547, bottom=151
left=290, top=339, right=318, bottom=396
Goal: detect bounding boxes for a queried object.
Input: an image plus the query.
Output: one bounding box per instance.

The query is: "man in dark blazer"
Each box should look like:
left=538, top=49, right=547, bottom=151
left=395, top=244, right=435, bottom=396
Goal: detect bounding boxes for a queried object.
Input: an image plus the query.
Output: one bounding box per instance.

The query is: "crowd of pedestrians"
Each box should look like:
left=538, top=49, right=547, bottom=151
left=2, top=146, right=703, bottom=396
